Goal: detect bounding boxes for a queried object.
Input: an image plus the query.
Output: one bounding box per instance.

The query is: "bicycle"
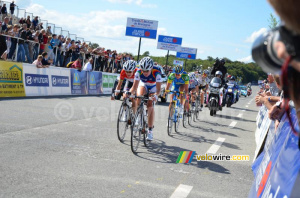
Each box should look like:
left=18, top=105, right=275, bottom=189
left=183, top=93, right=191, bottom=128
left=116, top=91, right=135, bottom=143
left=167, top=91, right=183, bottom=135
left=190, top=92, right=200, bottom=122
left=131, top=94, right=153, bottom=154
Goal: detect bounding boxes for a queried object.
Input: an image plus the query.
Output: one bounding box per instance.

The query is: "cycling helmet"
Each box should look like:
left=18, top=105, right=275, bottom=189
left=123, top=60, right=137, bottom=71
left=230, top=76, right=236, bottom=81
left=173, top=65, right=184, bottom=74
left=215, top=71, right=223, bottom=77
left=189, top=72, right=196, bottom=80
left=139, top=57, right=153, bottom=71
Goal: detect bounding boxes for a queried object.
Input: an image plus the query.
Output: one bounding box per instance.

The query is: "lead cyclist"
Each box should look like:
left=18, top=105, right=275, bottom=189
left=129, top=57, right=162, bottom=141
left=196, top=69, right=210, bottom=109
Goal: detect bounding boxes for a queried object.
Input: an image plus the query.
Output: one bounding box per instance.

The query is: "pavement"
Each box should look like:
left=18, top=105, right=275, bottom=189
left=0, top=87, right=259, bottom=198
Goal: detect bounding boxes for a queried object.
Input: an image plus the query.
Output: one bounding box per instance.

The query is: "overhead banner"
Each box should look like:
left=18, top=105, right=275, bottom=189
left=176, top=47, right=197, bottom=60
left=70, top=69, right=87, bottom=95
left=88, top=71, right=103, bottom=95
left=157, top=35, right=182, bottom=51
left=125, top=17, right=158, bottom=39
left=0, top=61, right=25, bottom=97
left=173, top=60, right=184, bottom=66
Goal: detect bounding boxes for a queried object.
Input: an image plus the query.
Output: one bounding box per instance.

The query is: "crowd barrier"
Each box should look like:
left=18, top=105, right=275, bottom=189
left=0, top=60, right=117, bottom=97
left=249, top=106, right=300, bottom=197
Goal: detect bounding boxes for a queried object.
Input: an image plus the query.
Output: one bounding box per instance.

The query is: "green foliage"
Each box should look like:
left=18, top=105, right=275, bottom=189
left=142, top=51, right=150, bottom=56
left=268, top=13, right=279, bottom=29
left=90, top=43, right=99, bottom=49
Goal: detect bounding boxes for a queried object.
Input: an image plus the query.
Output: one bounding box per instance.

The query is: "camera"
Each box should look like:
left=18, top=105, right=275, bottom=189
left=252, top=25, right=300, bottom=74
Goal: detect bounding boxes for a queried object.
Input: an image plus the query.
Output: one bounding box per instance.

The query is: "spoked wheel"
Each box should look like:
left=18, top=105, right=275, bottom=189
left=168, top=103, right=175, bottom=136
left=143, top=113, right=150, bottom=147
left=195, top=98, right=200, bottom=119
left=183, top=110, right=188, bottom=128
left=117, top=104, right=129, bottom=143
left=131, top=108, right=142, bottom=154
left=175, top=113, right=180, bottom=133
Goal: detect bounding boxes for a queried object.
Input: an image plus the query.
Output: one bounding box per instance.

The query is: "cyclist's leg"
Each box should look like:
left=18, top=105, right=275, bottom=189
left=136, top=81, right=147, bottom=107
left=200, top=88, right=205, bottom=106
left=125, top=81, right=137, bottom=113
left=147, top=85, right=156, bottom=129
left=169, top=84, right=179, bottom=111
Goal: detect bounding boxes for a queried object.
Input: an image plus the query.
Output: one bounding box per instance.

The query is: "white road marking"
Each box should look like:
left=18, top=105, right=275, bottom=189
left=237, top=113, right=243, bottom=118
left=229, top=121, right=237, bottom=128
left=170, top=184, right=193, bottom=198
left=206, top=137, right=226, bottom=154
left=242, top=109, right=246, bottom=112
left=246, top=105, right=249, bottom=108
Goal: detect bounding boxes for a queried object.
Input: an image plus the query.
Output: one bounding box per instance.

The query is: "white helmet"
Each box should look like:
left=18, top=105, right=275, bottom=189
left=139, top=57, right=153, bottom=71
left=123, top=60, right=136, bottom=71
left=215, top=71, right=223, bottom=77
left=189, top=72, right=196, bottom=80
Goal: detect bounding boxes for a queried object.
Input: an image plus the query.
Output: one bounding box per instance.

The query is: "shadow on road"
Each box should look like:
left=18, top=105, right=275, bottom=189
left=230, top=106, right=258, bottom=113
left=215, top=114, right=256, bottom=123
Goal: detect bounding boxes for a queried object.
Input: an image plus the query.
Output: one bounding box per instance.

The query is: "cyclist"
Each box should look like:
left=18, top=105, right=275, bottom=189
left=129, top=57, right=162, bottom=141
left=197, top=69, right=210, bottom=110
left=112, top=60, right=138, bottom=111
left=164, top=65, right=189, bottom=117
left=188, top=72, right=199, bottom=109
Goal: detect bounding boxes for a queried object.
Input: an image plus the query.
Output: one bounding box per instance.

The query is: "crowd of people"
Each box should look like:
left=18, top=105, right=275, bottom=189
left=0, top=1, right=137, bottom=73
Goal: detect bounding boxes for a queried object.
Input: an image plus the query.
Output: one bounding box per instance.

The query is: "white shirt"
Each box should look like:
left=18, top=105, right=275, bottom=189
left=82, top=62, right=93, bottom=72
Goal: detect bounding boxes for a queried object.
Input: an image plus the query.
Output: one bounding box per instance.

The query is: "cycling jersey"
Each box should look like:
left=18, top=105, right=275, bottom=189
left=188, top=72, right=198, bottom=89
left=134, top=66, right=162, bottom=93
left=167, top=72, right=189, bottom=92
left=119, top=68, right=138, bottom=82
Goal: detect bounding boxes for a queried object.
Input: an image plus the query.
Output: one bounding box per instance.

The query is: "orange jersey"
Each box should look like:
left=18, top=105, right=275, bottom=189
left=119, top=68, right=138, bottom=82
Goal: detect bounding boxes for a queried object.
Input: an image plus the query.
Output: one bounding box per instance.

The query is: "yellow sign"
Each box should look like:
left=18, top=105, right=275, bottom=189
left=0, top=61, right=25, bottom=97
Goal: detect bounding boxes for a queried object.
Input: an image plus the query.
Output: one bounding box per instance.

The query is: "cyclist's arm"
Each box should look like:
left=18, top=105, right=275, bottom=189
left=129, top=70, right=141, bottom=94
left=166, top=73, right=175, bottom=91
left=182, top=74, right=190, bottom=95
left=155, top=73, right=162, bottom=96
left=116, top=79, right=123, bottom=91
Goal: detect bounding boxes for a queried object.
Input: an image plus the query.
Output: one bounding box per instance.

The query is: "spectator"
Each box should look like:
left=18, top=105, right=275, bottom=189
left=32, top=55, right=44, bottom=68
left=25, top=16, right=31, bottom=29
left=71, top=57, right=83, bottom=71
left=1, top=4, right=7, bottom=21
left=36, top=22, right=43, bottom=31
left=17, top=24, right=27, bottom=62
left=19, top=17, right=25, bottom=25
left=32, top=16, right=39, bottom=30
left=82, top=58, right=93, bottom=71
left=41, top=52, right=51, bottom=67
left=32, top=30, right=40, bottom=60
left=61, top=37, right=71, bottom=67
left=1, top=25, right=13, bottom=60
left=46, top=26, right=52, bottom=35
left=1, top=17, right=9, bottom=33
left=10, top=1, right=16, bottom=16
left=39, top=29, right=48, bottom=55
left=7, top=24, right=19, bottom=60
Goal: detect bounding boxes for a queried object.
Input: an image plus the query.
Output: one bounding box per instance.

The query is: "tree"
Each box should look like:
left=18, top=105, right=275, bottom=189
left=268, top=13, right=279, bottom=29
left=142, top=51, right=150, bottom=56
left=90, top=43, right=99, bottom=49
left=207, top=56, right=214, bottom=62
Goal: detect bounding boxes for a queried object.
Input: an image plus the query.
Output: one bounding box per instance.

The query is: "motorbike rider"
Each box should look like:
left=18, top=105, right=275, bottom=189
left=211, top=58, right=227, bottom=81
left=228, top=76, right=239, bottom=102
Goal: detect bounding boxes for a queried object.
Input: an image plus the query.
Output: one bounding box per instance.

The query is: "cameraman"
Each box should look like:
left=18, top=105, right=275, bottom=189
left=211, top=58, right=227, bottom=80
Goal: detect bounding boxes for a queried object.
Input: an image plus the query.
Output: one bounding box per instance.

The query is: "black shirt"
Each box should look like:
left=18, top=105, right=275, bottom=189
left=42, top=58, right=50, bottom=65
left=10, top=3, right=15, bottom=11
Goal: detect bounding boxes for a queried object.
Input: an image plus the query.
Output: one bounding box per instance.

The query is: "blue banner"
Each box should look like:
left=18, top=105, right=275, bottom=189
left=88, top=71, right=103, bottom=94
left=25, top=73, right=49, bottom=87
left=125, top=27, right=157, bottom=39
left=51, top=75, right=69, bottom=87
left=176, top=52, right=196, bottom=60
left=70, top=69, right=87, bottom=95
left=158, top=35, right=182, bottom=45
left=249, top=109, right=300, bottom=198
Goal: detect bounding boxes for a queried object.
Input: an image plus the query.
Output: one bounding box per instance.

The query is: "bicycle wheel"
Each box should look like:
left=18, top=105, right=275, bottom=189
left=143, top=112, right=150, bottom=147
left=196, top=98, right=200, bottom=119
left=117, top=104, right=129, bottom=143
left=131, top=107, right=142, bottom=154
left=175, top=112, right=180, bottom=133
left=183, top=110, right=188, bottom=128
left=168, top=102, right=175, bottom=136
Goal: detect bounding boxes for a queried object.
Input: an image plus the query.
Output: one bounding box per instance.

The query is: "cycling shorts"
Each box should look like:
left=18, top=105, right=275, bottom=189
left=138, top=81, right=156, bottom=94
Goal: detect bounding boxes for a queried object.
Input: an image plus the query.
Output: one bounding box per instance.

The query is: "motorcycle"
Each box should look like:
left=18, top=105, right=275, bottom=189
left=206, top=77, right=223, bottom=116
left=224, top=83, right=238, bottom=107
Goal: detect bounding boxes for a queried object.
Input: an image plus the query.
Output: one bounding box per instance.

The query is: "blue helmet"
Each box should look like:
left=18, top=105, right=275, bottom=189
left=173, top=65, right=184, bottom=74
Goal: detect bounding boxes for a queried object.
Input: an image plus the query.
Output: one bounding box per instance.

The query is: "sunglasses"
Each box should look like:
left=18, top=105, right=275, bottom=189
left=142, top=70, right=150, bottom=72
left=125, top=71, right=133, bottom=73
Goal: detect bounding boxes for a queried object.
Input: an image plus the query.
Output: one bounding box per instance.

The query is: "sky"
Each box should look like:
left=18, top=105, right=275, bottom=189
left=14, top=0, right=279, bottom=62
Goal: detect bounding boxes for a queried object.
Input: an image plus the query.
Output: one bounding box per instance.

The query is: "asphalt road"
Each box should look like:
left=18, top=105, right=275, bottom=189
left=0, top=87, right=259, bottom=198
